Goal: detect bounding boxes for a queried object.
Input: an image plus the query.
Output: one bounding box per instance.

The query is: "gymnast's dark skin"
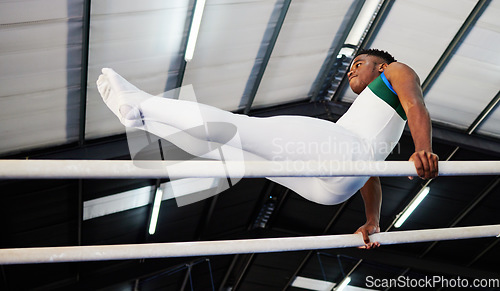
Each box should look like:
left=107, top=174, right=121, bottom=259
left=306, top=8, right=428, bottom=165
left=349, top=49, right=439, bottom=249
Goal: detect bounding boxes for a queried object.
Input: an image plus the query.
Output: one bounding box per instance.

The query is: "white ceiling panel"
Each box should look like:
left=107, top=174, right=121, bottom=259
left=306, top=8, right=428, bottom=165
left=252, top=0, right=356, bottom=108
left=425, top=0, right=500, bottom=131
left=1, top=0, right=499, bottom=156
left=0, top=0, right=83, bottom=154
left=341, top=0, right=477, bottom=102
left=182, top=0, right=277, bottom=111
left=85, top=0, right=189, bottom=139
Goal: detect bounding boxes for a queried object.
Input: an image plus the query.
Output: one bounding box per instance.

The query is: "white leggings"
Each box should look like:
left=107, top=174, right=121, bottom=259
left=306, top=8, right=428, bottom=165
left=98, top=69, right=371, bottom=205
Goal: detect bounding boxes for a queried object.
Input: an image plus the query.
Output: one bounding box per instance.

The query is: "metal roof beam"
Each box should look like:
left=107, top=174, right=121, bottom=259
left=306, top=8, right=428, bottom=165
left=467, top=90, right=500, bottom=134
left=195, top=196, right=219, bottom=240
left=309, top=0, right=366, bottom=101
left=421, top=0, right=490, bottom=94
left=467, top=239, right=500, bottom=268
left=78, top=0, right=92, bottom=146
left=242, top=0, right=291, bottom=115
left=281, top=200, right=352, bottom=290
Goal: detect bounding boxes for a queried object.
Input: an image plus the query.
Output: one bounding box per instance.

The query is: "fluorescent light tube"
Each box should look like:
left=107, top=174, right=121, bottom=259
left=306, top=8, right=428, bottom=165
left=148, top=187, right=164, bottom=235
left=291, top=276, right=335, bottom=290
left=336, top=277, right=351, bottom=291
left=185, top=0, right=206, bottom=62
left=394, top=187, right=431, bottom=228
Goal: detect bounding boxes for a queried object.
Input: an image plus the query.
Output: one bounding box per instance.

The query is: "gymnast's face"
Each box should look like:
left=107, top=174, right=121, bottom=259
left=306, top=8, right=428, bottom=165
left=348, top=54, right=386, bottom=94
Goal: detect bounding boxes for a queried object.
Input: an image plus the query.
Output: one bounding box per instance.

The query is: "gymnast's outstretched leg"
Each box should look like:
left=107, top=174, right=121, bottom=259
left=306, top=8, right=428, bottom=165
left=97, top=68, right=370, bottom=204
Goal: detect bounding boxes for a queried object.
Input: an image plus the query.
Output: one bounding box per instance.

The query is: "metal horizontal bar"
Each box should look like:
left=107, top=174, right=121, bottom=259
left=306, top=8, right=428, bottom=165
left=1, top=160, right=499, bottom=179
left=0, top=225, right=498, bottom=264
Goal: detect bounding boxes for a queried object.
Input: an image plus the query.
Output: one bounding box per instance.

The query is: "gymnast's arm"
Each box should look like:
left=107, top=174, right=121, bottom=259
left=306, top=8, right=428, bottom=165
left=384, top=62, right=439, bottom=180
left=355, top=176, right=382, bottom=249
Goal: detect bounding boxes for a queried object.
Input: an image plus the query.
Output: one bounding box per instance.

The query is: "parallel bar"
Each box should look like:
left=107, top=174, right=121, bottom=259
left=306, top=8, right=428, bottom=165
left=0, top=225, right=498, bottom=265
left=1, top=160, right=499, bottom=179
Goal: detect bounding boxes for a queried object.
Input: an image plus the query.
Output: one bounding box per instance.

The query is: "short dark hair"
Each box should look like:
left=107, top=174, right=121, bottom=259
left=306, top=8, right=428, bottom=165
left=355, top=48, right=397, bottom=64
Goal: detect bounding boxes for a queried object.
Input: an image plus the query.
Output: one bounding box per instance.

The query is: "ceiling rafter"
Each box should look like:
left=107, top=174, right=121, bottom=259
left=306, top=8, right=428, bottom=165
left=282, top=199, right=353, bottom=290
left=219, top=181, right=276, bottom=290
left=243, top=0, right=292, bottom=115
left=421, top=0, right=491, bottom=94
left=194, top=195, right=219, bottom=240
left=467, top=90, right=500, bottom=135
left=78, top=0, right=92, bottom=146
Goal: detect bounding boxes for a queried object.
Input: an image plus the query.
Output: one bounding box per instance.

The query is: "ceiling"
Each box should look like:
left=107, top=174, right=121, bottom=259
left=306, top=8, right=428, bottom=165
left=1, top=0, right=500, bottom=290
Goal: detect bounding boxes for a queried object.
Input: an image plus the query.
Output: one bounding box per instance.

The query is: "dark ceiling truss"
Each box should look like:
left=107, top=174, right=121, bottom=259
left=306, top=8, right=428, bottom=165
left=157, top=181, right=267, bottom=291
left=222, top=182, right=284, bottom=290
left=468, top=90, right=500, bottom=135
left=421, top=0, right=491, bottom=94
left=469, top=239, right=500, bottom=269
left=231, top=253, right=255, bottom=290
left=194, top=194, right=219, bottom=241
left=218, top=254, right=240, bottom=291
left=308, top=0, right=366, bottom=102
left=40, top=257, right=219, bottom=290
left=71, top=180, right=84, bottom=289
left=78, top=0, right=92, bottom=146
left=242, top=0, right=292, bottom=115
left=282, top=196, right=351, bottom=290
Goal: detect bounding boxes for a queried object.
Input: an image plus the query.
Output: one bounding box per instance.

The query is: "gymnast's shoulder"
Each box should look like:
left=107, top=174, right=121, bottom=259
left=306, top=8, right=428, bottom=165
left=383, top=62, right=421, bottom=85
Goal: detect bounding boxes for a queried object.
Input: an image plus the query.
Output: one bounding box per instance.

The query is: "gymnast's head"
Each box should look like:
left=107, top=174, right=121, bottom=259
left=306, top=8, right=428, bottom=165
left=348, top=48, right=397, bottom=94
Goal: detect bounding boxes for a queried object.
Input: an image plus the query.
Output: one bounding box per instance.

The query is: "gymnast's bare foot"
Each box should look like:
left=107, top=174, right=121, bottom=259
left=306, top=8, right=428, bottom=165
left=97, top=68, right=152, bottom=128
